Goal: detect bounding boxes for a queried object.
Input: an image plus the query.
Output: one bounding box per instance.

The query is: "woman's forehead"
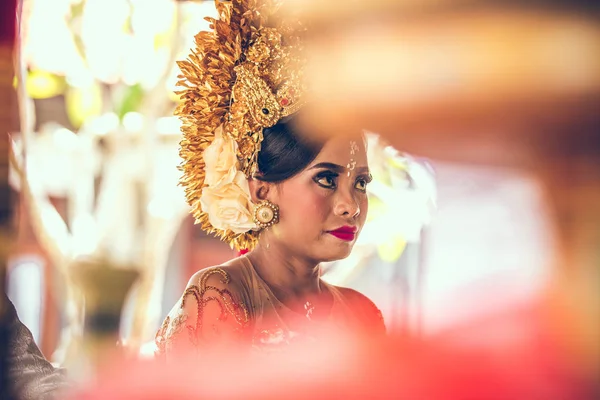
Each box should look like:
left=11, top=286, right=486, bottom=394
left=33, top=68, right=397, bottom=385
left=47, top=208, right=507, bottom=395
left=313, top=136, right=368, bottom=164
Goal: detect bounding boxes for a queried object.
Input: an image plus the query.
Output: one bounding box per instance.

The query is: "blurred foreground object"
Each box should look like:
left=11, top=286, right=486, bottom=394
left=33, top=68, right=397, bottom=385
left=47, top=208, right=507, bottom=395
left=289, top=0, right=600, bottom=379
left=3, top=1, right=69, bottom=398
left=293, top=0, right=600, bottom=167
left=3, top=296, right=68, bottom=400
left=1, top=0, right=18, bottom=398
left=70, top=310, right=593, bottom=399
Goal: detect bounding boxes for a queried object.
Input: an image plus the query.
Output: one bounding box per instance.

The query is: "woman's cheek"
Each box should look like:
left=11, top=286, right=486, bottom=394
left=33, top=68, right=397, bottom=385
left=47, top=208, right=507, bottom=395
left=279, top=180, right=331, bottom=226
left=360, top=195, right=369, bottom=219
left=304, top=189, right=332, bottom=220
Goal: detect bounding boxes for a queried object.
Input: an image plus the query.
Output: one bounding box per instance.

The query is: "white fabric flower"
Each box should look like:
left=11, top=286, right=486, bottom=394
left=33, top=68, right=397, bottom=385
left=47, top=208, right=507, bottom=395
left=200, top=168, right=256, bottom=234
left=203, top=125, right=239, bottom=186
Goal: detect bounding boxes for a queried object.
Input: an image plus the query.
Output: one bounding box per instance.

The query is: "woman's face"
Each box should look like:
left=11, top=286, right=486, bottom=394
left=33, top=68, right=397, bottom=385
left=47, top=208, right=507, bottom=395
left=267, top=136, right=370, bottom=263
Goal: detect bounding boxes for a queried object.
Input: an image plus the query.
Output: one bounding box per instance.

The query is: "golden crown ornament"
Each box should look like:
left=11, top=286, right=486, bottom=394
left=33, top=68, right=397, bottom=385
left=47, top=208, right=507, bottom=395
left=176, top=0, right=306, bottom=250
left=253, top=200, right=280, bottom=229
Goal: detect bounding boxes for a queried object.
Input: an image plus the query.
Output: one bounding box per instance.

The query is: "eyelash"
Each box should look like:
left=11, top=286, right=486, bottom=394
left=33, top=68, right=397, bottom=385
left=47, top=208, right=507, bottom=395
left=313, top=172, right=372, bottom=192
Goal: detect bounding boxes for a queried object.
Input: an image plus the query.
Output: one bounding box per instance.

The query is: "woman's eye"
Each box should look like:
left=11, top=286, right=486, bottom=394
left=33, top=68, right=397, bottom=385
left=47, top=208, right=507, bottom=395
left=315, top=175, right=337, bottom=189
left=355, top=175, right=372, bottom=192
left=355, top=179, right=368, bottom=192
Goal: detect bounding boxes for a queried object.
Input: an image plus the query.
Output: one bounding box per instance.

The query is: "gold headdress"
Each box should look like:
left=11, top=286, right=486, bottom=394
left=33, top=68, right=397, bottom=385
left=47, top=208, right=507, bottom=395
left=176, top=0, right=305, bottom=250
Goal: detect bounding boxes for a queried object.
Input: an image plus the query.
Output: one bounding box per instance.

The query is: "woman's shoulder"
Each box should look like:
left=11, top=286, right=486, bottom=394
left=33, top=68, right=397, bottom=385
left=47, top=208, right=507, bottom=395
left=156, top=260, right=252, bottom=358
left=178, top=260, right=253, bottom=317
left=332, top=285, right=386, bottom=333
left=186, top=258, right=249, bottom=293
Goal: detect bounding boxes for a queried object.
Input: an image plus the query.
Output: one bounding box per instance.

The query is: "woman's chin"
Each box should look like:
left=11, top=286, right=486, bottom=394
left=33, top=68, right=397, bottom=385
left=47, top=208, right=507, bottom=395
left=317, top=243, right=354, bottom=263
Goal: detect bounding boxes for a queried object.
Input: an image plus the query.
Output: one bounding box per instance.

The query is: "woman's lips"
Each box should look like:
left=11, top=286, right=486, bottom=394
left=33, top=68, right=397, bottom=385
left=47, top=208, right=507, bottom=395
left=327, top=226, right=357, bottom=241
left=328, top=231, right=355, bottom=241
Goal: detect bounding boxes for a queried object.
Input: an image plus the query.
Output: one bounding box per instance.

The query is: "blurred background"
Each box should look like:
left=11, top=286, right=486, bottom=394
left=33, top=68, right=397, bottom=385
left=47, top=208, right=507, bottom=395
left=1, top=0, right=599, bottom=397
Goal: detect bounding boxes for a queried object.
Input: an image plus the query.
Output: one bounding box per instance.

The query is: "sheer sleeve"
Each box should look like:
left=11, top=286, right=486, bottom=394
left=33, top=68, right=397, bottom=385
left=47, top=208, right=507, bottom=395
left=155, top=267, right=251, bottom=360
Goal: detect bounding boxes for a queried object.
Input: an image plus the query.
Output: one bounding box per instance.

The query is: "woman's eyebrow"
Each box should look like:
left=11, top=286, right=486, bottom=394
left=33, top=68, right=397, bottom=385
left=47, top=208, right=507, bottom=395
left=309, top=162, right=370, bottom=174
left=309, top=162, right=345, bottom=172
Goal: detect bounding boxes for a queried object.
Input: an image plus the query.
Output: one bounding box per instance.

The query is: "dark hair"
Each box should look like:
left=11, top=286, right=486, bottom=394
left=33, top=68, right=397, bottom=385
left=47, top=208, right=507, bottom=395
left=256, top=116, right=325, bottom=182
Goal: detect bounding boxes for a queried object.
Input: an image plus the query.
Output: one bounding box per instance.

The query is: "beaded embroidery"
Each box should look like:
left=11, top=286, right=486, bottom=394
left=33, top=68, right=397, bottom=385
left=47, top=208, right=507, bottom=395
left=155, top=268, right=250, bottom=356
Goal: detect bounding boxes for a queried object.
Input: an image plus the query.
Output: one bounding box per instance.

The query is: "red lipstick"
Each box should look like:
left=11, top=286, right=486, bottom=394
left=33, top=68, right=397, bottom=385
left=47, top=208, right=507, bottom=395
left=327, top=226, right=357, bottom=241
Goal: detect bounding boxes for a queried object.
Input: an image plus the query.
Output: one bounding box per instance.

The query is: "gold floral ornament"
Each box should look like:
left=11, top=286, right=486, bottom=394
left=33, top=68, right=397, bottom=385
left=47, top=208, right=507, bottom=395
left=176, top=0, right=306, bottom=250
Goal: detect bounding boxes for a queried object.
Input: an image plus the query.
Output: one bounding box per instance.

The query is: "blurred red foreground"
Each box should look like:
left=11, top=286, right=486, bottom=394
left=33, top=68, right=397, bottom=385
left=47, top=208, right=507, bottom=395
left=70, top=302, right=596, bottom=400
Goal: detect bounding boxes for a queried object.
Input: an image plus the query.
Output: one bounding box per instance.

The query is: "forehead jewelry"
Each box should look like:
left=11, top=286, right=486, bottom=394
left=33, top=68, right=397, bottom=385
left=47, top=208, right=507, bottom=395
left=347, top=140, right=358, bottom=176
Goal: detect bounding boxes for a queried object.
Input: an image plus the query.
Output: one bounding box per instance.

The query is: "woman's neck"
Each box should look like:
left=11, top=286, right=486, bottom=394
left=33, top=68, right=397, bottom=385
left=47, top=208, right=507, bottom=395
left=246, top=242, right=322, bottom=298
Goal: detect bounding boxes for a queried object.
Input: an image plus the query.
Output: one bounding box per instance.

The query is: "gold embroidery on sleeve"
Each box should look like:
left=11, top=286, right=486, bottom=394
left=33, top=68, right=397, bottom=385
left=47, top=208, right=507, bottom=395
left=155, top=316, right=170, bottom=356
left=156, top=267, right=250, bottom=354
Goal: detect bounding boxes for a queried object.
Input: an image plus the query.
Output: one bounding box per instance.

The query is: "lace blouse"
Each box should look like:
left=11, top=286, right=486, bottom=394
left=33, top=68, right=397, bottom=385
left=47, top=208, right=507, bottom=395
left=155, top=256, right=384, bottom=358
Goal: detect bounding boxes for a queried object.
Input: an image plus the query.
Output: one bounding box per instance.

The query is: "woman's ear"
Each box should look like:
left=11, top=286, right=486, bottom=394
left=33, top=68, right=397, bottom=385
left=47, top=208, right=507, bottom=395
left=248, top=177, right=272, bottom=203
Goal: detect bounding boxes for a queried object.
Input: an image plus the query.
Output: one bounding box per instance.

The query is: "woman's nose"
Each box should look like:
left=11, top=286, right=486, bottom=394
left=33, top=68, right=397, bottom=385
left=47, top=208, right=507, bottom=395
left=333, top=191, right=360, bottom=218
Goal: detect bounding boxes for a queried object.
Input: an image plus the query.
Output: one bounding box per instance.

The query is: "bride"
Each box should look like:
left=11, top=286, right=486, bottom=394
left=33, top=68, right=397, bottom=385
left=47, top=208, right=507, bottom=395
left=155, top=0, right=384, bottom=359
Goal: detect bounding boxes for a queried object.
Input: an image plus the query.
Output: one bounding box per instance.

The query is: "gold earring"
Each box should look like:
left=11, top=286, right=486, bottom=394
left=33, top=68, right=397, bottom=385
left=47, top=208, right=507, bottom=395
left=253, top=199, right=279, bottom=229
